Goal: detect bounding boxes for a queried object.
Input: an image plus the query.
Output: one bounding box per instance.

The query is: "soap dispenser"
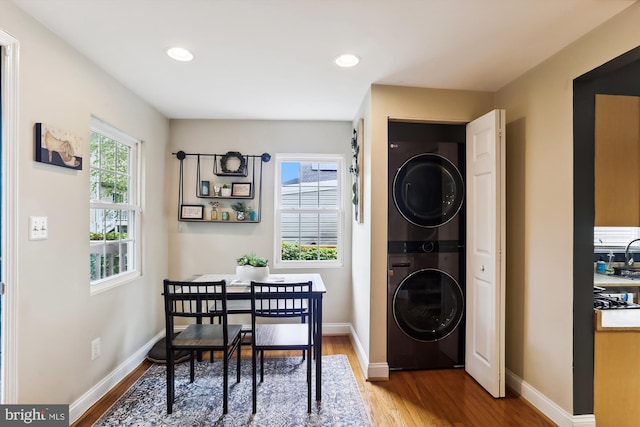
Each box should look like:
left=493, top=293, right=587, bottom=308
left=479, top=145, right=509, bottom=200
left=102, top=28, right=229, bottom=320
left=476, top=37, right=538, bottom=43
left=596, top=256, right=606, bottom=274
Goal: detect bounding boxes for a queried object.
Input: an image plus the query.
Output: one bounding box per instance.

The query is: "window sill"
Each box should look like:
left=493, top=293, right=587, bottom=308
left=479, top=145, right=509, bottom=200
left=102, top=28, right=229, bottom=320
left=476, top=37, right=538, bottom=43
left=273, top=261, right=343, bottom=269
left=90, top=270, right=141, bottom=296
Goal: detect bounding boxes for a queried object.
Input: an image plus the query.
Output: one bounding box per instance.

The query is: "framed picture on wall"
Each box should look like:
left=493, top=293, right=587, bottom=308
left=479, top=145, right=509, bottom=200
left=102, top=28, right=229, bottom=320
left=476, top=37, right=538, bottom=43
left=231, top=182, right=252, bottom=197
left=180, top=205, right=204, bottom=220
left=35, top=122, right=83, bottom=170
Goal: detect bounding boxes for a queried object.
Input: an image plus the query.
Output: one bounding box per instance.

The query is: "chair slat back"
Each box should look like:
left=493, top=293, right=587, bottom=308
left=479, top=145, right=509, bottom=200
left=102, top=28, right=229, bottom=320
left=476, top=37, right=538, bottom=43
left=250, top=281, right=312, bottom=319
left=163, top=279, right=229, bottom=340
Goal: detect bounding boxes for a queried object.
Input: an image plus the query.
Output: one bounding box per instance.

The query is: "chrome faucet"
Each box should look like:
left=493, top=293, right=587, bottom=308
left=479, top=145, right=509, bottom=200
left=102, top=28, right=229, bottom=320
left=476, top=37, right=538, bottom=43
left=625, top=238, right=640, bottom=266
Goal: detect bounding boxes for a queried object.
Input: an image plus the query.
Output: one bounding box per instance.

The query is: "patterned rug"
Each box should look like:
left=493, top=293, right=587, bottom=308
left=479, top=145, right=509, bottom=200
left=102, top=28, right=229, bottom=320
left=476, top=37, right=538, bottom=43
left=93, top=354, right=372, bottom=426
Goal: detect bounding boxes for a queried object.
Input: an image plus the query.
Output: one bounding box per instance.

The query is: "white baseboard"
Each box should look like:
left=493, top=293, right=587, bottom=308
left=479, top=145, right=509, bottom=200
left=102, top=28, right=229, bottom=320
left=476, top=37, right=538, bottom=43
left=69, top=331, right=164, bottom=424
left=323, top=322, right=351, bottom=335
left=506, top=369, right=595, bottom=427
left=349, top=325, right=389, bottom=380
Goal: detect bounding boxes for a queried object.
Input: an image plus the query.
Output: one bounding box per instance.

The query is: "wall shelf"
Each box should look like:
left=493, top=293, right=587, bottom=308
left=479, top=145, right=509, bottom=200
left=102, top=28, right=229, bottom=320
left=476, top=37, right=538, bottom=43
left=173, top=151, right=271, bottom=223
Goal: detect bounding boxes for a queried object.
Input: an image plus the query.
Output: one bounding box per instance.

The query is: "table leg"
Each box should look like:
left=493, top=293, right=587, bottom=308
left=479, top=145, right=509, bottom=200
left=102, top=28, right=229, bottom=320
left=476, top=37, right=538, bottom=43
left=315, top=294, right=323, bottom=401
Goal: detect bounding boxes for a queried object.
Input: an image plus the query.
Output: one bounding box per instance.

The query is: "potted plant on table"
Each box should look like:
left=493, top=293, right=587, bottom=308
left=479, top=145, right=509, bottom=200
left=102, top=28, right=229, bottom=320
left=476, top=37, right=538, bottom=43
left=236, top=253, right=269, bottom=282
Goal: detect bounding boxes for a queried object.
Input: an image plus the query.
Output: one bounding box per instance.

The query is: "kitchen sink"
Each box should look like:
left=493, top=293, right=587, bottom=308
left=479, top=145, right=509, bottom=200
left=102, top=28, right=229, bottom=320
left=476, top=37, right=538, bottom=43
left=613, top=266, right=640, bottom=278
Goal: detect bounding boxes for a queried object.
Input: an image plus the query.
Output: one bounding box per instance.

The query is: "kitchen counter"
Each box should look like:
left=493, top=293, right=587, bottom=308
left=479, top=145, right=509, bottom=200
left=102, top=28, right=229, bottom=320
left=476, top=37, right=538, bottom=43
left=594, top=272, right=640, bottom=286
left=594, top=309, right=640, bottom=331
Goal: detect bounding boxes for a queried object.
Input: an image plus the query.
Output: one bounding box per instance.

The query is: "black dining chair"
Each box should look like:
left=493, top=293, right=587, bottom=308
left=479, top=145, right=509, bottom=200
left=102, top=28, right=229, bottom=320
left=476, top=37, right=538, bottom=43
left=250, top=281, right=314, bottom=413
left=163, top=279, right=243, bottom=414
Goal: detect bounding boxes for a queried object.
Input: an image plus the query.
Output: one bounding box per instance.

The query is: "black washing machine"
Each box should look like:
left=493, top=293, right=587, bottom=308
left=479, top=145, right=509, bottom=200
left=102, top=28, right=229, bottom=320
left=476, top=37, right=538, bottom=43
left=388, top=121, right=465, bottom=243
left=387, top=243, right=465, bottom=370
left=387, top=120, right=466, bottom=370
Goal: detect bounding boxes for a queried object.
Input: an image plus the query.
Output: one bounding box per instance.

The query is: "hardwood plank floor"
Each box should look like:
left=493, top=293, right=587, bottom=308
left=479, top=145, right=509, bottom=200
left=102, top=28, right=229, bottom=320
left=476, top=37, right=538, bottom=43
left=72, top=335, right=556, bottom=426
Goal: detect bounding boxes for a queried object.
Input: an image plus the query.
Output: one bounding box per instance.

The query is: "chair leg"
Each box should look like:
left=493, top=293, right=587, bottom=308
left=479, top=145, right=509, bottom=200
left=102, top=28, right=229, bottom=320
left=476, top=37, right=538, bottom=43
left=236, top=340, right=241, bottom=383
left=260, top=350, right=265, bottom=383
left=252, top=347, right=257, bottom=414
left=189, top=352, right=195, bottom=383
left=166, top=353, right=174, bottom=414
left=223, top=350, right=229, bottom=414
left=306, top=346, right=312, bottom=413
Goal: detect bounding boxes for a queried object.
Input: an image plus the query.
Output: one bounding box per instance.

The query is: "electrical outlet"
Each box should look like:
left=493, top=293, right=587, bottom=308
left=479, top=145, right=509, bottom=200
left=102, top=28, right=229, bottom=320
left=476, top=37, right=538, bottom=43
left=29, top=216, right=48, bottom=240
left=91, top=337, right=101, bottom=360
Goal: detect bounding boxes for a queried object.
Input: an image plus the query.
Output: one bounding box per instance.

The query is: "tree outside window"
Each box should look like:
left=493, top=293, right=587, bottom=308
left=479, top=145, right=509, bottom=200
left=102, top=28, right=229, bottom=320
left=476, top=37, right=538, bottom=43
left=89, top=118, right=140, bottom=290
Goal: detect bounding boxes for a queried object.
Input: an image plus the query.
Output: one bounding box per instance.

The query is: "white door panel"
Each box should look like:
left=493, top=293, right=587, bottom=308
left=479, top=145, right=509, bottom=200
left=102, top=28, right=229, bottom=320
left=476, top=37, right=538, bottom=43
left=465, top=109, right=506, bottom=398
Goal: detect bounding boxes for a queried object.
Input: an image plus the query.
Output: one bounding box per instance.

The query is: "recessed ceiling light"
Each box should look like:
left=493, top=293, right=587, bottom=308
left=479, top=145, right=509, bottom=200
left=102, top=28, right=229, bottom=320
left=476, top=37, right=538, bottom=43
left=335, top=53, right=360, bottom=68
left=166, top=47, right=194, bottom=62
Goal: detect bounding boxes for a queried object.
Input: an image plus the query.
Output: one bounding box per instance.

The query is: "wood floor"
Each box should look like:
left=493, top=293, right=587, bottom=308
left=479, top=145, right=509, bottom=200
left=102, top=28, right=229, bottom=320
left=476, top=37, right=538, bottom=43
left=72, top=335, right=556, bottom=427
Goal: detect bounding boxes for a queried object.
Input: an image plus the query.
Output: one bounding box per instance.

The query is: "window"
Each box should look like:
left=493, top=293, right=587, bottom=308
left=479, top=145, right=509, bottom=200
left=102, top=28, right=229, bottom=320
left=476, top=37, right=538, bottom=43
left=89, top=117, right=140, bottom=292
left=594, top=227, right=640, bottom=249
left=274, top=154, right=344, bottom=267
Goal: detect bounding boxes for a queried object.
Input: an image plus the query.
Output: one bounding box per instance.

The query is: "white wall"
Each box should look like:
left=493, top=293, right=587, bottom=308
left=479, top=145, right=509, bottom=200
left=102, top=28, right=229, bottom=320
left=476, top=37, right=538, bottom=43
left=496, top=1, right=640, bottom=415
left=0, top=0, right=169, bottom=409
left=167, top=119, right=352, bottom=325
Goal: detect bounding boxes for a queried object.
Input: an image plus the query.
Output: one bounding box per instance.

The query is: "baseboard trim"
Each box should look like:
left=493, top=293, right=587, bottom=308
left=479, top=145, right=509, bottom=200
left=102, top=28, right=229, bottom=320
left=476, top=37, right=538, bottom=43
left=349, top=325, right=389, bottom=380
left=506, top=369, right=595, bottom=427
left=69, top=331, right=164, bottom=424
left=323, top=323, right=351, bottom=335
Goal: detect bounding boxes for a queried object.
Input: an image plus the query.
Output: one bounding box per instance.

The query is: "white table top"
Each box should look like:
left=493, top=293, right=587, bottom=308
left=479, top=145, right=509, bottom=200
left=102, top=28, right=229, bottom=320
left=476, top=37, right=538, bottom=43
left=192, top=273, right=326, bottom=293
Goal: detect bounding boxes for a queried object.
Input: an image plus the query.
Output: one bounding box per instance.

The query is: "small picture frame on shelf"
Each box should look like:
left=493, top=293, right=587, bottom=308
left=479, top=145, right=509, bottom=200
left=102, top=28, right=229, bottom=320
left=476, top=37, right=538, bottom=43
left=180, top=204, right=204, bottom=220
left=201, top=180, right=210, bottom=196
left=231, top=182, right=252, bottom=197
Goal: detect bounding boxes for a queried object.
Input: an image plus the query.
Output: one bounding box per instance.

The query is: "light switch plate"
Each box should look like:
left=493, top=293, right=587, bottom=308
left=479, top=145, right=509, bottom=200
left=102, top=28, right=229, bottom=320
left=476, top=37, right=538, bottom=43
left=29, top=216, right=48, bottom=240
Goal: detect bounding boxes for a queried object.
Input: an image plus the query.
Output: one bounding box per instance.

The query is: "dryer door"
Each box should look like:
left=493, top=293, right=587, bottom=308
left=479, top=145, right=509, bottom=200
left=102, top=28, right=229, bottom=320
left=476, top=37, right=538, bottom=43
left=392, top=153, right=464, bottom=228
left=392, top=268, right=464, bottom=342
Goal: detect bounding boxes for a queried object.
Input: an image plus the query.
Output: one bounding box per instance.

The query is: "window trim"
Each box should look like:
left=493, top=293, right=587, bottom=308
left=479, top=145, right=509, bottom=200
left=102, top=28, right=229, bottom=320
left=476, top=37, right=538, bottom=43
left=89, top=117, right=142, bottom=294
left=273, top=153, right=345, bottom=269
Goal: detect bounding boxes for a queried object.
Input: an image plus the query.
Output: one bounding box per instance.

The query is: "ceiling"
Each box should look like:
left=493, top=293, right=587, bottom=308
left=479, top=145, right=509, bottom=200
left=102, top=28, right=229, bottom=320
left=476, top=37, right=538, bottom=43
left=11, top=0, right=637, bottom=121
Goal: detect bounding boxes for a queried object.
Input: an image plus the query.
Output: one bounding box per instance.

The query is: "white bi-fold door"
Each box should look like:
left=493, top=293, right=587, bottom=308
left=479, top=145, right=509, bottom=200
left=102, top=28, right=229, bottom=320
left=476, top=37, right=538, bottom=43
left=465, top=109, right=506, bottom=398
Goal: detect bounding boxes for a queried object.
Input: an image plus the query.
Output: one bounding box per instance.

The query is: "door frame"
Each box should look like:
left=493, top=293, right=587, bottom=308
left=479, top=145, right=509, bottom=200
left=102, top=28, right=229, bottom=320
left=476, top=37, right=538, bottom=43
left=573, top=45, right=640, bottom=415
left=0, top=27, right=19, bottom=403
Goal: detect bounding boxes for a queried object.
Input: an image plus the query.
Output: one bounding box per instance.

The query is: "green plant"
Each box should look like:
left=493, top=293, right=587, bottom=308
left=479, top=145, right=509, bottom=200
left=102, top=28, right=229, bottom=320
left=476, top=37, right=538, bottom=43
left=236, top=253, right=268, bottom=267
left=231, top=201, right=249, bottom=213
left=90, top=231, right=127, bottom=241
left=281, top=241, right=337, bottom=261
left=222, top=184, right=231, bottom=189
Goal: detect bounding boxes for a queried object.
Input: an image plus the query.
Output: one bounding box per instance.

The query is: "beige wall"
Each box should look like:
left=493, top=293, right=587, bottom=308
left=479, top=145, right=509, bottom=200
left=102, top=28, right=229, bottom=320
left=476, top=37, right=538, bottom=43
left=495, top=1, right=640, bottom=414
left=167, top=119, right=353, bottom=325
left=0, top=0, right=169, bottom=407
left=351, top=90, right=372, bottom=366
left=6, top=0, right=640, bottom=420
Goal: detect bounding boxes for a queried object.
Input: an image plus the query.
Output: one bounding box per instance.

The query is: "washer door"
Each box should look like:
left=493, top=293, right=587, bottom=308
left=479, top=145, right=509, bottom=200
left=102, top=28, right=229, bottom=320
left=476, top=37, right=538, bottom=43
left=393, top=268, right=464, bottom=342
left=393, top=153, right=464, bottom=228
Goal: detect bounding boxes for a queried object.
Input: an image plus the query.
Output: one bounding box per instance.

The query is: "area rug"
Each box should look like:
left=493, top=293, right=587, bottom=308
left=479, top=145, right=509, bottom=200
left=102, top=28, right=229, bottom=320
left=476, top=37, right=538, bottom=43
left=93, top=354, right=372, bottom=426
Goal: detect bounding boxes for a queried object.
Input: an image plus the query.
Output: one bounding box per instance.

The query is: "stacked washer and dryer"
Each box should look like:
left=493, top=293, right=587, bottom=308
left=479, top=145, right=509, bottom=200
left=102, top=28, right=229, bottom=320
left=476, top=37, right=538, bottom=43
left=387, top=121, right=466, bottom=370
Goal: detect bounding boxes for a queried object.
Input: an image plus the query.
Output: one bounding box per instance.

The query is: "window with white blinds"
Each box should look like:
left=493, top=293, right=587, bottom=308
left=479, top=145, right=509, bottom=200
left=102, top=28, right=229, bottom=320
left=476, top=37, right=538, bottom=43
left=594, top=227, right=640, bottom=248
left=274, top=154, right=344, bottom=268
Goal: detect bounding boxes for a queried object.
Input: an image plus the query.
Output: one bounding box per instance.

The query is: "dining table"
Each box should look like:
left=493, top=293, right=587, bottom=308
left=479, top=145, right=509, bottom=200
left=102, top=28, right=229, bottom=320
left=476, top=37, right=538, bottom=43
left=190, top=272, right=327, bottom=401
